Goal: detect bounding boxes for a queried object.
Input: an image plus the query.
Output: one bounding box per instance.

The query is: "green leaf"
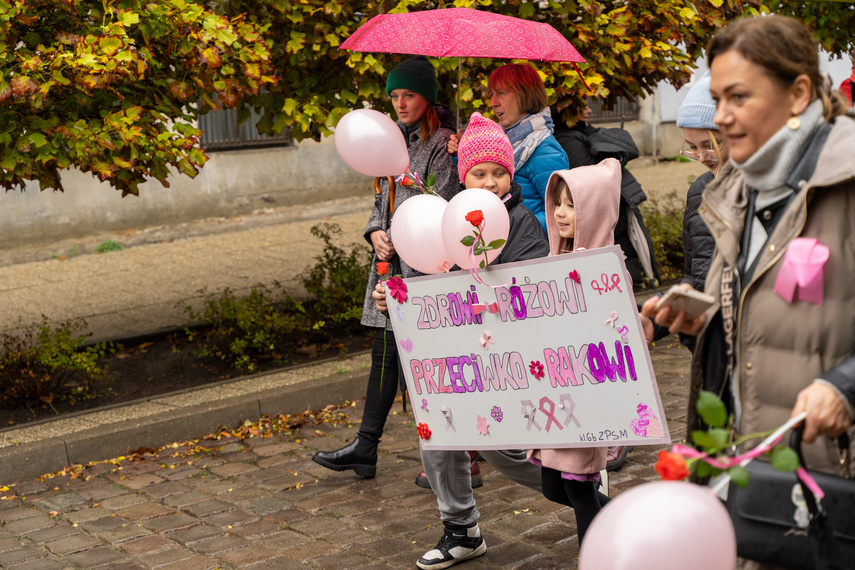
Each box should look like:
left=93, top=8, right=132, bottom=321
left=487, top=239, right=506, bottom=249
left=695, top=459, right=713, bottom=478
left=696, top=390, right=728, bottom=428
left=769, top=446, right=800, bottom=472
left=460, top=236, right=476, bottom=247
left=727, top=465, right=750, bottom=488
left=519, top=2, right=535, bottom=19
left=479, top=260, right=486, bottom=269
left=691, top=428, right=729, bottom=450
left=28, top=133, right=48, bottom=148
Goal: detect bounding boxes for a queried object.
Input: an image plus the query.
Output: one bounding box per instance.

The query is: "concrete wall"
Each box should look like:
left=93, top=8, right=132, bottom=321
left=0, top=137, right=374, bottom=249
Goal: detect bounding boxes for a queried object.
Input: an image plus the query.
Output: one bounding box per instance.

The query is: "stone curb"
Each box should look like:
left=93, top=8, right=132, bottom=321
left=0, top=368, right=369, bottom=485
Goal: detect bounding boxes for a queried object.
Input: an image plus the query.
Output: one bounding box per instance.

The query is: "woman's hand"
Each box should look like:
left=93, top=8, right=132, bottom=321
left=640, top=285, right=706, bottom=336
left=372, top=282, right=387, bottom=312
left=792, top=383, right=852, bottom=443
left=447, top=130, right=461, bottom=155
left=370, top=230, right=396, bottom=261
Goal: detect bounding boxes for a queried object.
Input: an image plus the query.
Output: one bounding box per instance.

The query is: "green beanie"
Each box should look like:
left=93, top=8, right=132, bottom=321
left=385, top=56, right=438, bottom=104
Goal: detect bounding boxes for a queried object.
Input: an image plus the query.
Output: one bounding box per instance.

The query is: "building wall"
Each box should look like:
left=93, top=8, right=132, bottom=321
left=0, top=137, right=374, bottom=249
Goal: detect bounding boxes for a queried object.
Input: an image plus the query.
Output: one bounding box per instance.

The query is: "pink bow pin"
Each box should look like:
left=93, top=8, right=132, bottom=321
left=773, top=238, right=829, bottom=305
left=479, top=330, right=495, bottom=349
left=472, top=302, right=498, bottom=315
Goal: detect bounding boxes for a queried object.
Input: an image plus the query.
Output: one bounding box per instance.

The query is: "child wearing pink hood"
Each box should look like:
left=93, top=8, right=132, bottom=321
left=528, top=158, right=623, bottom=544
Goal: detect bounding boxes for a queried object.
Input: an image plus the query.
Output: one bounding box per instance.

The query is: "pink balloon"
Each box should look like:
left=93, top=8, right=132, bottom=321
left=441, top=189, right=510, bottom=270
left=580, top=481, right=736, bottom=570
left=389, top=194, right=454, bottom=274
left=334, top=109, right=409, bottom=177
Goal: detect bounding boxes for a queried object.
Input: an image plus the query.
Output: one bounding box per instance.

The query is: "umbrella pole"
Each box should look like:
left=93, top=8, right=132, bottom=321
left=456, top=57, right=462, bottom=133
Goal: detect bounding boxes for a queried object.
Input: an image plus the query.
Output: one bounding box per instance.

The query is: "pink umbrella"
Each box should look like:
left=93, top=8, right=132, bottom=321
left=340, top=7, right=585, bottom=63
left=340, top=7, right=588, bottom=127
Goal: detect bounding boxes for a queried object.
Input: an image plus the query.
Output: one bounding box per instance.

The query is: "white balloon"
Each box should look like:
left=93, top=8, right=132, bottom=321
left=441, top=188, right=510, bottom=270
left=334, top=109, right=409, bottom=177
left=389, top=194, right=454, bottom=274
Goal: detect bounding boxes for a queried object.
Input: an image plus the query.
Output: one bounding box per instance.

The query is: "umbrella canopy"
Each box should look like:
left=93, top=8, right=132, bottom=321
left=341, top=7, right=585, bottom=63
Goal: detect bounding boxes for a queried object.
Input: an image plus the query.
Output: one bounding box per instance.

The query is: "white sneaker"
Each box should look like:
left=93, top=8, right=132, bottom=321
left=599, top=469, right=610, bottom=497
left=417, top=523, right=487, bottom=569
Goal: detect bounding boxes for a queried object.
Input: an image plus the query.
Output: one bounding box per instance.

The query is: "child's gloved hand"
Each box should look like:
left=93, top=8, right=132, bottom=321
left=372, top=282, right=387, bottom=312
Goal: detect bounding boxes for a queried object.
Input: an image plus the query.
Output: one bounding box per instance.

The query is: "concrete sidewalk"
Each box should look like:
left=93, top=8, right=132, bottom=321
left=0, top=339, right=691, bottom=569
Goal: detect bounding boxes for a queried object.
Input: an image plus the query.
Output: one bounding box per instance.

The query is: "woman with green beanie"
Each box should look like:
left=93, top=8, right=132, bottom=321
left=313, top=56, right=459, bottom=478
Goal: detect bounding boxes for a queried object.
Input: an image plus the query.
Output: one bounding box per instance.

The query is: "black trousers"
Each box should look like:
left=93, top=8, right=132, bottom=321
left=541, top=466, right=610, bottom=544
left=357, top=327, right=403, bottom=446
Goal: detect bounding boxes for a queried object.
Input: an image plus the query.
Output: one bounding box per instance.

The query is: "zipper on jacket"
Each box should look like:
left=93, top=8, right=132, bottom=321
left=732, top=189, right=811, bottom=432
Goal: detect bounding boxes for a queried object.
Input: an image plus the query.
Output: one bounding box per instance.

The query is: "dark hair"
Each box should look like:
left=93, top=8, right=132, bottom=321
left=550, top=179, right=572, bottom=207
left=488, top=63, right=549, bottom=116
left=706, top=15, right=846, bottom=120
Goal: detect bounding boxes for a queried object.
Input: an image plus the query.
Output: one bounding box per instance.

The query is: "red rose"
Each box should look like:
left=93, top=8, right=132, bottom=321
left=376, top=262, right=389, bottom=276
left=465, top=210, right=484, bottom=227
left=417, top=422, right=432, bottom=440
left=655, top=450, right=690, bottom=481
left=401, top=177, right=415, bottom=187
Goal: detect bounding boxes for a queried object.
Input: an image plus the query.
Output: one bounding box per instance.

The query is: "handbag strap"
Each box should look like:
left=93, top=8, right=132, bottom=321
left=790, top=425, right=848, bottom=570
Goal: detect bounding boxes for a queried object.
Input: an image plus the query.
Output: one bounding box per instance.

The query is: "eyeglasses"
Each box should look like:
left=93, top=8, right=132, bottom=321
left=680, top=140, right=725, bottom=163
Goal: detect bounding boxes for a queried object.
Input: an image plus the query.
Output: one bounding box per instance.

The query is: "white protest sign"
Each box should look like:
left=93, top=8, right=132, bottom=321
left=385, top=246, right=670, bottom=451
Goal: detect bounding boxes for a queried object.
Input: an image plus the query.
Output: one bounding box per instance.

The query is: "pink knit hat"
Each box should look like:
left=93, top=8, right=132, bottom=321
left=457, top=112, right=514, bottom=183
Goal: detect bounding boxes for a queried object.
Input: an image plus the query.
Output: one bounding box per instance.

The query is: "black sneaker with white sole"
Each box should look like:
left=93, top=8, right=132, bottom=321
left=416, top=522, right=487, bottom=569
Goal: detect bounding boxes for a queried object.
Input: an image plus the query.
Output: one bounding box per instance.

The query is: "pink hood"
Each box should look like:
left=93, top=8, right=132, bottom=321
left=543, top=158, right=622, bottom=256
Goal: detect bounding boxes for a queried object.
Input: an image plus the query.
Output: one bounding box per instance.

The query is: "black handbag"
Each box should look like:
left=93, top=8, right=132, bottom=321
left=725, top=425, right=855, bottom=570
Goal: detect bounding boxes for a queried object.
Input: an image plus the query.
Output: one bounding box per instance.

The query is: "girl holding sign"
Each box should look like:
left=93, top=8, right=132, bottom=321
left=527, top=159, right=624, bottom=544
left=376, top=113, right=550, bottom=569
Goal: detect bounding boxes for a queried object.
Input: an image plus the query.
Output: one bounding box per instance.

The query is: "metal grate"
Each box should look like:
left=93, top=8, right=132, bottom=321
left=198, top=107, right=291, bottom=151
left=588, top=97, right=640, bottom=127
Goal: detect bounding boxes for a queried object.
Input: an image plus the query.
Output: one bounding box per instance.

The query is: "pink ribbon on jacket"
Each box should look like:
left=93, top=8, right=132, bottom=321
left=773, top=238, right=829, bottom=305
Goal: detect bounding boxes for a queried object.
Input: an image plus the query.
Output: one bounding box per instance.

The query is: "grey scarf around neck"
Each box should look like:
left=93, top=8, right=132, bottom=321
left=733, top=99, right=824, bottom=192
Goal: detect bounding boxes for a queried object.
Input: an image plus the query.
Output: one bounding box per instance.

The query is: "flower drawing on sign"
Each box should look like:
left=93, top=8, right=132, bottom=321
left=417, top=422, right=432, bottom=440
left=460, top=210, right=506, bottom=269
left=490, top=406, right=503, bottom=423
left=476, top=414, right=490, bottom=435
left=387, top=276, right=408, bottom=303
left=529, top=361, right=545, bottom=380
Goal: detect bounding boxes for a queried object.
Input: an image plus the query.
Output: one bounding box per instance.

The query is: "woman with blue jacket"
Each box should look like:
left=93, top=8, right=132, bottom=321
left=451, top=63, right=569, bottom=231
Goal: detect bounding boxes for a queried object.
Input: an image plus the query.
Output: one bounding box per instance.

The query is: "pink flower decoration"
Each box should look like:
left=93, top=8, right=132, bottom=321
left=529, top=361, right=545, bottom=380
left=387, top=276, right=408, bottom=303
left=490, top=406, right=503, bottom=423
left=476, top=414, right=490, bottom=435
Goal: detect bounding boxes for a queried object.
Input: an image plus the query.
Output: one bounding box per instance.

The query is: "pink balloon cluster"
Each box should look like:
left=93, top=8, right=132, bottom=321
left=389, top=188, right=510, bottom=274
left=580, top=481, right=736, bottom=570
left=334, top=109, right=409, bottom=177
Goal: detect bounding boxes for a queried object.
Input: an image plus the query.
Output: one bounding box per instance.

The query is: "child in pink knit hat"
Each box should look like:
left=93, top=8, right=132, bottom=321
left=457, top=112, right=515, bottom=188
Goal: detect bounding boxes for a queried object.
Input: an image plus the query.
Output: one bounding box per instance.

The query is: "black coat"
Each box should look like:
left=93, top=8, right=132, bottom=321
left=680, top=170, right=715, bottom=292
left=494, top=182, right=550, bottom=265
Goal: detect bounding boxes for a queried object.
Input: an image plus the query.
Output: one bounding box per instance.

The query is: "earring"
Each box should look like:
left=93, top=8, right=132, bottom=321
left=787, top=116, right=801, bottom=130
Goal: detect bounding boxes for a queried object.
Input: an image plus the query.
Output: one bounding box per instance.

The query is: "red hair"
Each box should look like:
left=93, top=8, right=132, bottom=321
left=488, top=63, right=548, bottom=115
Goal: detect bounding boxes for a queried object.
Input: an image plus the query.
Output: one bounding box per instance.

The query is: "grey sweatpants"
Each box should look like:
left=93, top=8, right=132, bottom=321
left=420, top=448, right=543, bottom=526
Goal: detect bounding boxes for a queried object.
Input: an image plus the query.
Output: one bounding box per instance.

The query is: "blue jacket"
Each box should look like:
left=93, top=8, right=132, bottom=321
left=513, top=135, right=568, bottom=232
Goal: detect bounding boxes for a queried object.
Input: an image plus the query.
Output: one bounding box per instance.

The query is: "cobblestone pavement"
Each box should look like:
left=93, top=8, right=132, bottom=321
left=0, top=339, right=690, bottom=570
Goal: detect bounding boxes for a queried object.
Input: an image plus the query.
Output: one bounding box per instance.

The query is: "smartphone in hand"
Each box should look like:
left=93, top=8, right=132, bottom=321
left=657, top=285, right=716, bottom=321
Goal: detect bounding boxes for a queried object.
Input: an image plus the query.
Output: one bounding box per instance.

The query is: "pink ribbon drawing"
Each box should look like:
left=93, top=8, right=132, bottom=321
left=773, top=238, right=829, bottom=305
left=440, top=406, right=456, bottom=432
left=479, top=330, right=495, bottom=349
left=521, top=400, right=541, bottom=432
left=605, top=311, right=618, bottom=327
left=421, top=398, right=428, bottom=411
left=559, top=394, right=582, bottom=428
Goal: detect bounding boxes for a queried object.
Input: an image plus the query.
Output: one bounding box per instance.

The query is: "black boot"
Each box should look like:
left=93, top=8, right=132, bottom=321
left=312, top=437, right=377, bottom=478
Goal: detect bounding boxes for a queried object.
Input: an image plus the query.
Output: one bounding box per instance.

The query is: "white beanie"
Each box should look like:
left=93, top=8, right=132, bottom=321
left=676, top=70, right=717, bottom=130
